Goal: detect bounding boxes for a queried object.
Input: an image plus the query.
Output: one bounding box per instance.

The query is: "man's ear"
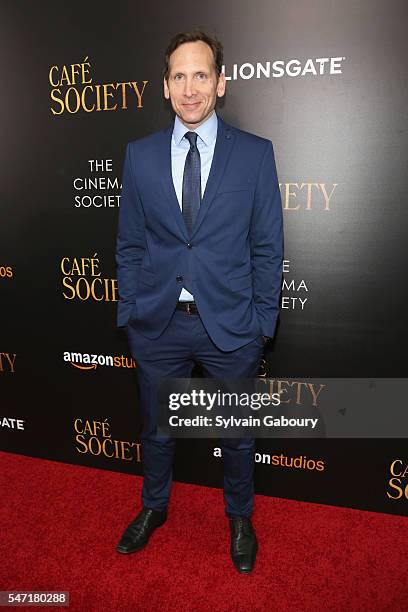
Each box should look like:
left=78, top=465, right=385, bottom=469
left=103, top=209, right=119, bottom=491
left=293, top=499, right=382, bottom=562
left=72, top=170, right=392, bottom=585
left=163, top=77, right=170, bottom=99
left=216, top=72, right=226, bottom=98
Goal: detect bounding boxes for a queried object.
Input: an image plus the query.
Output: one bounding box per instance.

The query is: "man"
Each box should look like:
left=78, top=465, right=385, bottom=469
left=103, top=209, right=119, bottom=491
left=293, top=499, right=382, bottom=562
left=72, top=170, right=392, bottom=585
left=115, top=30, right=283, bottom=574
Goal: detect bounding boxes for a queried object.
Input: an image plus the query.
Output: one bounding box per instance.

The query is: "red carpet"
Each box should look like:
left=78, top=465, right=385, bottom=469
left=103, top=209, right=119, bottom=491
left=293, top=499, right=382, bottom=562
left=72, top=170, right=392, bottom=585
left=0, top=451, right=407, bottom=611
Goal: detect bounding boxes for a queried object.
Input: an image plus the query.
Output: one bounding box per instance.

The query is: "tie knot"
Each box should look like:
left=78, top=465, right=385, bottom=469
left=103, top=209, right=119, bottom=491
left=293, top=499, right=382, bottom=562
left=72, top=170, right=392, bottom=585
left=184, top=131, right=198, bottom=149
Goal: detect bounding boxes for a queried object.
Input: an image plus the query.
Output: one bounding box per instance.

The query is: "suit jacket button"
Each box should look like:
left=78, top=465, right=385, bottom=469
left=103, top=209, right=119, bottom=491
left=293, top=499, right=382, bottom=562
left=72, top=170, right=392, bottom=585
left=176, top=275, right=183, bottom=282
left=187, top=243, right=192, bottom=249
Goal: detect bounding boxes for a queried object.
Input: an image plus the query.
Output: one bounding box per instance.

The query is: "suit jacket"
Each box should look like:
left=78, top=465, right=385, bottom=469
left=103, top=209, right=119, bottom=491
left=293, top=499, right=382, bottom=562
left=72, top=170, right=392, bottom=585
left=115, top=116, right=283, bottom=351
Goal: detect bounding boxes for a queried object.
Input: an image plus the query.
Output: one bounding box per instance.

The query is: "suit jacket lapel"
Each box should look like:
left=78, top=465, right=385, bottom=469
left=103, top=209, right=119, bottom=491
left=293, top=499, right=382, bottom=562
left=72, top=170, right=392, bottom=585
left=191, top=118, right=235, bottom=238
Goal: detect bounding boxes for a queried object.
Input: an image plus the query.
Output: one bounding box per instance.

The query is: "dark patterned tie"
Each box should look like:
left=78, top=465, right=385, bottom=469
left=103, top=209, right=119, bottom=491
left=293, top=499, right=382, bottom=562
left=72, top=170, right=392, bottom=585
left=182, top=131, right=201, bottom=235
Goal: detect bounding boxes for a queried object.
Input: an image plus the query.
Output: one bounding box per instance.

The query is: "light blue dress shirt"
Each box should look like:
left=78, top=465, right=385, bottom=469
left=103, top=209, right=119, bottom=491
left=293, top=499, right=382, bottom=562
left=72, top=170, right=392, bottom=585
left=171, top=110, right=218, bottom=301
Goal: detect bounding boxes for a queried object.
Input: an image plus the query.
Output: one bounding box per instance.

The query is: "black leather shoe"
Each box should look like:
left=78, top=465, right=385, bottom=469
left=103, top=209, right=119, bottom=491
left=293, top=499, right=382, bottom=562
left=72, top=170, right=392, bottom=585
left=229, top=517, right=258, bottom=573
left=116, top=507, right=167, bottom=554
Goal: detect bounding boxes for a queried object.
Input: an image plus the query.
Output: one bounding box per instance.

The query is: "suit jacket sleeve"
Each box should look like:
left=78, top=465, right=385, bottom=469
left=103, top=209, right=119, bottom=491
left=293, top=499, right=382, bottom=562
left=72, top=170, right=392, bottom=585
left=250, top=140, right=283, bottom=338
left=115, top=143, right=146, bottom=327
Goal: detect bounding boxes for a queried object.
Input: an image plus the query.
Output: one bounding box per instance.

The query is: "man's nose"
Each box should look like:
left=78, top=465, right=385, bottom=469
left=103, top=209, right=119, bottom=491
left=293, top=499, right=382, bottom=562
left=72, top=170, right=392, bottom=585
left=183, top=77, right=196, bottom=97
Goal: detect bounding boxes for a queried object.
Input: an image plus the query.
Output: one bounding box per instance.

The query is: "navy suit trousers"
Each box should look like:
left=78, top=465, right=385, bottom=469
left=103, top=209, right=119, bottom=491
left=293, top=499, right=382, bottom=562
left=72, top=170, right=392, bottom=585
left=126, top=307, right=264, bottom=518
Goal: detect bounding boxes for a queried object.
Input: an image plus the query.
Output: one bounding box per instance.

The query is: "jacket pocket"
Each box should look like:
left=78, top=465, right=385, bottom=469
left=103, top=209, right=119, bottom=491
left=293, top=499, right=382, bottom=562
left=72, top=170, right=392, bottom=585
left=217, top=183, right=250, bottom=195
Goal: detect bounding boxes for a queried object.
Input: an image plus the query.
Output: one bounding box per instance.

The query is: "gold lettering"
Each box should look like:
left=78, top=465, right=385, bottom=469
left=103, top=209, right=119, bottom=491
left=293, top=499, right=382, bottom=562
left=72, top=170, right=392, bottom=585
left=307, top=383, right=326, bottom=407
left=282, top=183, right=299, bottom=211
left=299, top=183, right=319, bottom=211
left=81, top=57, right=92, bottom=84
left=60, top=65, right=71, bottom=86
left=90, top=278, right=104, bottom=301
left=49, top=65, right=59, bottom=87
left=90, top=253, right=101, bottom=277
left=62, top=276, right=76, bottom=299
left=102, top=83, right=117, bottom=111
left=387, top=478, right=403, bottom=499
left=74, top=418, right=84, bottom=433
left=50, top=89, right=64, bottom=115
left=319, top=183, right=337, bottom=211
left=117, top=81, right=131, bottom=109
left=81, top=85, right=95, bottom=112
left=101, top=419, right=111, bottom=438
left=131, top=80, right=148, bottom=108
left=75, top=434, right=88, bottom=453
left=65, top=87, right=81, bottom=113
left=390, top=459, right=403, bottom=477
left=95, top=84, right=102, bottom=111
left=102, top=438, right=115, bottom=458
left=83, top=420, right=93, bottom=435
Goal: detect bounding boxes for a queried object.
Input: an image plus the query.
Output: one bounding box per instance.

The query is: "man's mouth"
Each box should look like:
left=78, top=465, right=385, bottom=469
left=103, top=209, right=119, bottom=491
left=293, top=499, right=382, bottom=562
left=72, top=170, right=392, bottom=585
left=182, top=101, right=201, bottom=109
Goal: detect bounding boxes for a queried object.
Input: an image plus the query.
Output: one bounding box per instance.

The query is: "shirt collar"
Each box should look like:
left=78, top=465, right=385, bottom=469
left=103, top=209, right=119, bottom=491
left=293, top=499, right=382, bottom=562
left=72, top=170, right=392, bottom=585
left=173, top=111, right=218, bottom=147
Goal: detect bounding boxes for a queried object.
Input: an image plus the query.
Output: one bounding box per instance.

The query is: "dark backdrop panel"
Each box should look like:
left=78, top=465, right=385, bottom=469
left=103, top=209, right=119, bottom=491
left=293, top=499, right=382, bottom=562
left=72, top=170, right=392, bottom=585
left=1, top=0, right=407, bottom=516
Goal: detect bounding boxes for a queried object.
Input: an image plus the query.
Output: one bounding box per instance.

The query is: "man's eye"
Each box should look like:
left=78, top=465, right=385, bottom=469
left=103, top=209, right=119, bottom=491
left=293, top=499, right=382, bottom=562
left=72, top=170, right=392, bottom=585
left=174, top=74, right=184, bottom=81
left=196, top=73, right=206, bottom=80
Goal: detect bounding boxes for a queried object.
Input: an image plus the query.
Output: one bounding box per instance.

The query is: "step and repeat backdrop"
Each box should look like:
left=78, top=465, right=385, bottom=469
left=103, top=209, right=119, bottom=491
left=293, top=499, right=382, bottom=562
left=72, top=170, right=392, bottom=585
left=1, top=0, right=407, bottom=516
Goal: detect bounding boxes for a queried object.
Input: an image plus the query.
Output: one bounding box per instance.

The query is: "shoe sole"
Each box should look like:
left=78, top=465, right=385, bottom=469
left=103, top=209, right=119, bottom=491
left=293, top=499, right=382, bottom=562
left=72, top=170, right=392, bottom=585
left=116, top=542, right=147, bottom=554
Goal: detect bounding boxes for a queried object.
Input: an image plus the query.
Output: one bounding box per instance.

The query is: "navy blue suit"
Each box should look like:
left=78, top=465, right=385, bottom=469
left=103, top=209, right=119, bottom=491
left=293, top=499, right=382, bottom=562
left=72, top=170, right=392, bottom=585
left=116, top=116, right=283, bottom=517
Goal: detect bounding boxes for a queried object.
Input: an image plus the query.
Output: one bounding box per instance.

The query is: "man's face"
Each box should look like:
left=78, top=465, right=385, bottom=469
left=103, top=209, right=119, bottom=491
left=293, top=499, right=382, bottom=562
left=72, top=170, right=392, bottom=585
left=163, top=40, right=226, bottom=129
